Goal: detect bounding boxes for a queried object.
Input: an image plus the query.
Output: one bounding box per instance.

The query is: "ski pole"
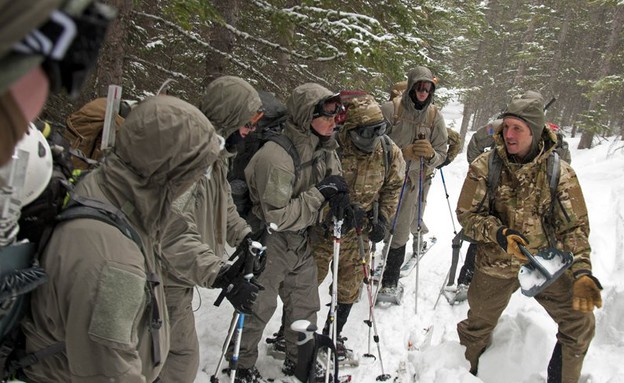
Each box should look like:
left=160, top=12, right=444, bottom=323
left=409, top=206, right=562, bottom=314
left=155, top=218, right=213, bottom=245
left=356, top=228, right=391, bottom=381
left=209, top=313, right=240, bottom=383
left=439, top=168, right=457, bottom=235
left=373, top=160, right=411, bottom=305
left=230, top=239, right=266, bottom=382
left=415, top=155, right=424, bottom=315
left=326, top=206, right=344, bottom=383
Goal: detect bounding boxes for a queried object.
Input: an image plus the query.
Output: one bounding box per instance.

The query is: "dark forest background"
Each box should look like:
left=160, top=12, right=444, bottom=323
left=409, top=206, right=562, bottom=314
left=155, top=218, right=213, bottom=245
left=42, top=0, right=623, bottom=149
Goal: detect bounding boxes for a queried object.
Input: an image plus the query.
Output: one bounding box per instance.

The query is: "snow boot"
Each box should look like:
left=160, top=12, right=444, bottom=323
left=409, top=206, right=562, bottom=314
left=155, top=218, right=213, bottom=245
left=376, top=283, right=404, bottom=305
left=282, top=358, right=328, bottom=382
left=266, top=325, right=286, bottom=359
left=380, top=244, right=406, bottom=289
left=232, top=366, right=267, bottom=383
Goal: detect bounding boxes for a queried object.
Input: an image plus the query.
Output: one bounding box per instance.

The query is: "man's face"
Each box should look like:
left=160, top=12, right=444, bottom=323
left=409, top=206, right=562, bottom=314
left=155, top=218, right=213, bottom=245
left=311, top=100, right=340, bottom=137
left=412, top=81, right=432, bottom=102
left=238, top=110, right=264, bottom=138
left=502, top=117, right=532, bottom=159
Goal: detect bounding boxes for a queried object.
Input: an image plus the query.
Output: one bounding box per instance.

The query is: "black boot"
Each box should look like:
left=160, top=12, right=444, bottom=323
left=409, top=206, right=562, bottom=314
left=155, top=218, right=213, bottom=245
left=547, top=342, right=562, bottom=383
left=322, top=303, right=352, bottom=336
left=381, top=245, right=406, bottom=288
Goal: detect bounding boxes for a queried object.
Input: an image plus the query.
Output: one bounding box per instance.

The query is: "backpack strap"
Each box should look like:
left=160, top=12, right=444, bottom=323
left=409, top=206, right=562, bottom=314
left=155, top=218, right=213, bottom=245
left=266, top=134, right=302, bottom=181
left=380, top=135, right=392, bottom=179
left=486, top=149, right=503, bottom=215
left=60, top=195, right=144, bottom=253
left=543, top=151, right=561, bottom=247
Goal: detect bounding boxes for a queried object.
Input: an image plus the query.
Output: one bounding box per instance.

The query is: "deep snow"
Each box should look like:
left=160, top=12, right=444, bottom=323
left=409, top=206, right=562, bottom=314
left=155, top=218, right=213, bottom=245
left=193, top=100, right=624, bottom=383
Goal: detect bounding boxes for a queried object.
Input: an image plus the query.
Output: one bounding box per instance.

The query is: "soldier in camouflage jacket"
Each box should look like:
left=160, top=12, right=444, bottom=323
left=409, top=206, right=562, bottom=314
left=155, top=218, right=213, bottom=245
left=455, top=91, right=602, bottom=381
left=311, top=95, right=405, bottom=340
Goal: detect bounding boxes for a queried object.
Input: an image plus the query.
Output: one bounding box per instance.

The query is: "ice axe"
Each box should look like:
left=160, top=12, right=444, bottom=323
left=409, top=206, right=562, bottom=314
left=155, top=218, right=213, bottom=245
left=517, top=244, right=573, bottom=297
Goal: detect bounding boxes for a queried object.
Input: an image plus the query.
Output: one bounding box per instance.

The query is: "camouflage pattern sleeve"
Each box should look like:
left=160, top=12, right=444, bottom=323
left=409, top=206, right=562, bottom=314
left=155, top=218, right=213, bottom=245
left=455, top=154, right=504, bottom=244
left=378, top=141, right=406, bottom=222
left=555, top=162, right=591, bottom=274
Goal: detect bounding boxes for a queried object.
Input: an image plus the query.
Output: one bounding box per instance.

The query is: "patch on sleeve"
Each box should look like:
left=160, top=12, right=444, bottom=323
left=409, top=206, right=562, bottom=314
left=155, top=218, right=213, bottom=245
left=89, top=265, right=146, bottom=346
left=262, top=167, right=295, bottom=208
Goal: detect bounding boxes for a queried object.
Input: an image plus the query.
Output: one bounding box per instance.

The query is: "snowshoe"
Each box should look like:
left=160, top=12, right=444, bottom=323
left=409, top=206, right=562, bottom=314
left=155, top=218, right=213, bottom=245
left=266, top=329, right=286, bottom=359
left=442, top=284, right=468, bottom=305
left=517, top=245, right=573, bottom=297
left=375, top=284, right=404, bottom=305
left=230, top=366, right=267, bottom=383
left=336, top=336, right=359, bottom=367
left=282, top=357, right=329, bottom=382
left=400, top=236, right=437, bottom=278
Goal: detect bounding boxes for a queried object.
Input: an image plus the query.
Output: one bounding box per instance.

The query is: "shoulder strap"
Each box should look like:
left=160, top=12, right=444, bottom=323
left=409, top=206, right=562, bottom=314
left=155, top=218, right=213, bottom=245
left=543, top=151, right=561, bottom=247
left=60, top=195, right=144, bottom=254
left=266, top=134, right=302, bottom=180
left=392, top=97, right=403, bottom=126
left=486, top=150, right=503, bottom=214
left=380, top=135, right=392, bottom=179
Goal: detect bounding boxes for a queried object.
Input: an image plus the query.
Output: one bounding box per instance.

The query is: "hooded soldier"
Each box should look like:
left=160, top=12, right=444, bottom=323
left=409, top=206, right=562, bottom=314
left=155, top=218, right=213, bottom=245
left=230, top=83, right=347, bottom=382
left=158, top=76, right=264, bottom=383
left=455, top=90, right=602, bottom=380
left=21, top=95, right=221, bottom=382
left=311, top=94, right=405, bottom=359
left=377, top=66, right=448, bottom=303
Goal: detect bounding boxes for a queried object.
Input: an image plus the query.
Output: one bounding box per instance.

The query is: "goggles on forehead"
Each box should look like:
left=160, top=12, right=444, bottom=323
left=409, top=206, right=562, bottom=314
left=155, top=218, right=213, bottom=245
left=354, top=120, right=387, bottom=139
left=313, top=95, right=344, bottom=119
left=12, top=2, right=116, bottom=98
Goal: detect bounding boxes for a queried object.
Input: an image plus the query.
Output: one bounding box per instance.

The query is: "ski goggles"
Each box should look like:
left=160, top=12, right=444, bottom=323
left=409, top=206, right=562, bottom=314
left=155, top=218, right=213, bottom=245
left=354, top=120, right=387, bottom=139
left=313, top=94, right=344, bottom=119
left=12, top=2, right=116, bottom=98
left=413, top=81, right=433, bottom=94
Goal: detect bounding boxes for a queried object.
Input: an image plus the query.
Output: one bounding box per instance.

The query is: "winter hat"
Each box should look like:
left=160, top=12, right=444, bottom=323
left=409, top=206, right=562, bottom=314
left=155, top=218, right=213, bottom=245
left=341, top=95, right=387, bottom=153
left=342, top=94, right=385, bottom=131
left=500, top=90, right=545, bottom=139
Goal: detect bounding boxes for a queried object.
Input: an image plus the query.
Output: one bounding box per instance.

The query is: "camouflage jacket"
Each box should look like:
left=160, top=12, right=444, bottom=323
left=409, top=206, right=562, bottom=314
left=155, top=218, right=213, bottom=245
left=456, top=127, right=592, bottom=279
left=336, top=132, right=405, bottom=222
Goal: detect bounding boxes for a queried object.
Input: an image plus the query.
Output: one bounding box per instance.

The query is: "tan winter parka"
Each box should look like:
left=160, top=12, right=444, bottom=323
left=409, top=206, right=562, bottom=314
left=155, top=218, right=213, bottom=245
left=245, top=83, right=342, bottom=231
left=21, top=96, right=220, bottom=382
left=380, top=67, right=447, bottom=184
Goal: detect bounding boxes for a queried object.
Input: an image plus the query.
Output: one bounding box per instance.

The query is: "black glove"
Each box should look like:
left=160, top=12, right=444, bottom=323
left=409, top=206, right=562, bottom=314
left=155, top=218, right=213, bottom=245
left=212, top=233, right=265, bottom=289
left=342, top=203, right=366, bottom=236
left=225, top=275, right=262, bottom=314
left=316, top=175, right=349, bottom=201
left=368, top=212, right=388, bottom=243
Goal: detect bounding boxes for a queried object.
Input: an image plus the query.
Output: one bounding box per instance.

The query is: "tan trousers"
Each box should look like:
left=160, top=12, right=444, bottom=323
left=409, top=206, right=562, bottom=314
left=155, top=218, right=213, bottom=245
left=159, top=286, right=199, bottom=383
left=231, top=231, right=320, bottom=368
left=457, top=268, right=595, bottom=382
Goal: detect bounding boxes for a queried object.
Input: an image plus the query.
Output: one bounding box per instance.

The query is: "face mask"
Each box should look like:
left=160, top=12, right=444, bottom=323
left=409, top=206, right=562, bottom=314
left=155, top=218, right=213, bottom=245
left=349, top=130, right=380, bottom=153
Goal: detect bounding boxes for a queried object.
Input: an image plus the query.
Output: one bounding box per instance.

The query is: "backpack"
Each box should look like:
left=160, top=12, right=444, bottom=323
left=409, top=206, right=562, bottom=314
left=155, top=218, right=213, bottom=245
left=63, top=97, right=126, bottom=170
left=228, top=91, right=298, bottom=220
left=437, top=128, right=462, bottom=169
left=0, top=124, right=143, bottom=379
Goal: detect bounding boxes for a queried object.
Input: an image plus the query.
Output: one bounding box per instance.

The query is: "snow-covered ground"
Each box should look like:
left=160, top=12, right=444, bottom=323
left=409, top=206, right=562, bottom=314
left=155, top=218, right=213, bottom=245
left=193, top=100, right=624, bottom=382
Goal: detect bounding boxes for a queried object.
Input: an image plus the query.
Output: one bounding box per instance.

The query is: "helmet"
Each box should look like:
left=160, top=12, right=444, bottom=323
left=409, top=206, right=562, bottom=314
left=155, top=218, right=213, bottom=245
left=0, top=123, right=53, bottom=206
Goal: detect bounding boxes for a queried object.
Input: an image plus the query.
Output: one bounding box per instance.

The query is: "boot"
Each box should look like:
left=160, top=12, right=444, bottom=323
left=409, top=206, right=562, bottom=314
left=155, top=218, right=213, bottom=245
left=323, top=303, right=353, bottom=336
left=547, top=342, right=562, bottom=383
left=381, top=244, right=406, bottom=288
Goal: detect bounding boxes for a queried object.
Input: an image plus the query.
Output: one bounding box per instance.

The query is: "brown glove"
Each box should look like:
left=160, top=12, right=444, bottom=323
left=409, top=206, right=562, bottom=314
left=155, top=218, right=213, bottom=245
left=496, top=227, right=529, bottom=261
left=402, top=140, right=434, bottom=161
left=572, top=274, right=603, bottom=313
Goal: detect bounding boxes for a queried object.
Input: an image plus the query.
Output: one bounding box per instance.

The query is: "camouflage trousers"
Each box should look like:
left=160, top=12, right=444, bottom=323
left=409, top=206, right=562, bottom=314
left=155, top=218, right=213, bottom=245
left=457, top=268, right=595, bottom=381
left=311, top=224, right=369, bottom=304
